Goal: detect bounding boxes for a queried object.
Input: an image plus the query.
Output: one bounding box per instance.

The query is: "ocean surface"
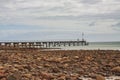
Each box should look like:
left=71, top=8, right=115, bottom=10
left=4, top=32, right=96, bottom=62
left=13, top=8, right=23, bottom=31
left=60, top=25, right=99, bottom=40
left=53, top=42, right=120, bottom=50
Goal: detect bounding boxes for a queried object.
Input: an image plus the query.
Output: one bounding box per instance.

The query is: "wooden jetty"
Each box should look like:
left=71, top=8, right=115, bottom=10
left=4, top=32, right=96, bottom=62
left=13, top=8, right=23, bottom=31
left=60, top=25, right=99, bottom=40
left=0, top=40, right=88, bottom=49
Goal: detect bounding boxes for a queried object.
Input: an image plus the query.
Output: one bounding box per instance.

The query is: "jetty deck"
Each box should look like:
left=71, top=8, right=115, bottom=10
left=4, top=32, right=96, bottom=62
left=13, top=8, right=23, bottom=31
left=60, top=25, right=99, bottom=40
left=0, top=40, right=88, bottom=49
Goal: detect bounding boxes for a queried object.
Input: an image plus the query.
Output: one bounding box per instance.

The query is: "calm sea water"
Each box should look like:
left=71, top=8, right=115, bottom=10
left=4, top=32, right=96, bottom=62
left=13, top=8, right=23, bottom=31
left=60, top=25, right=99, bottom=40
left=54, top=42, right=120, bottom=50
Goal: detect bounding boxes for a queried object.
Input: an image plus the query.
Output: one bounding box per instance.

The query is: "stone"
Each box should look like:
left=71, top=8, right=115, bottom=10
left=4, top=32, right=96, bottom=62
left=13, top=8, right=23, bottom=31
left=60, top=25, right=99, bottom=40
left=0, top=66, right=4, bottom=70
left=40, top=72, right=54, bottom=79
left=112, top=66, right=120, bottom=72
left=37, top=66, right=42, bottom=69
left=58, top=75, right=66, bottom=80
left=0, top=69, right=6, bottom=79
left=51, top=67, right=60, bottom=73
left=96, top=75, right=105, bottom=80
left=55, top=58, right=62, bottom=63
left=12, top=71, right=21, bottom=80
left=77, top=77, right=83, bottom=80
left=0, top=78, right=6, bottom=80
left=112, top=66, right=120, bottom=76
left=74, top=56, right=79, bottom=59
left=7, top=75, right=16, bottom=80
left=44, top=64, right=51, bottom=67
left=22, top=74, right=32, bottom=78
left=63, top=64, right=69, bottom=68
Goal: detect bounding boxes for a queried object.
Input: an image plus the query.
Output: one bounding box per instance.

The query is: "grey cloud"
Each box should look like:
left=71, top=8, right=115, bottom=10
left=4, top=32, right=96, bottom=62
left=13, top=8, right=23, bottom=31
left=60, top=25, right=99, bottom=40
left=0, top=0, right=10, bottom=3
left=0, top=0, right=120, bottom=41
left=115, top=0, right=120, bottom=2
left=79, top=0, right=101, bottom=4
left=112, top=22, right=120, bottom=27
left=0, top=0, right=120, bottom=27
left=111, top=22, right=120, bottom=31
left=47, top=6, right=68, bottom=12
left=89, top=22, right=96, bottom=26
left=113, top=28, right=120, bottom=31
left=32, top=12, right=120, bottom=20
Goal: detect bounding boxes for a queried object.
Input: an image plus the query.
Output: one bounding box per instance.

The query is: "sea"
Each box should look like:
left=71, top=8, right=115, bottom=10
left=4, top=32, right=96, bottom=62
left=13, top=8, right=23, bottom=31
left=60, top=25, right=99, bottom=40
left=53, top=41, right=120, bottom=50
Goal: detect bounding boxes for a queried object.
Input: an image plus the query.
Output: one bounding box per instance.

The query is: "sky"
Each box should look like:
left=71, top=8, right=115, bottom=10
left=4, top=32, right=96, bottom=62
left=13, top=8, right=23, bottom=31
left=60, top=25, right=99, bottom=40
left=0, top=0, right=120, bottom=42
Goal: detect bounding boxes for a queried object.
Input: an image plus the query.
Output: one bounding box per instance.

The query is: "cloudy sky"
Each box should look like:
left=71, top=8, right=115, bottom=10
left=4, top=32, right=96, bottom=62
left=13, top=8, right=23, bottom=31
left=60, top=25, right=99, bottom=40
left=0, top=0, right=120, bottom=42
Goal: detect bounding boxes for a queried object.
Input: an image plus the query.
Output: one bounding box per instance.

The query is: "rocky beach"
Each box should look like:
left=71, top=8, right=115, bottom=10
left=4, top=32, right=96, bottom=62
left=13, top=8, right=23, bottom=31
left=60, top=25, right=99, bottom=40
left=0, top=49, right=120, bottom=80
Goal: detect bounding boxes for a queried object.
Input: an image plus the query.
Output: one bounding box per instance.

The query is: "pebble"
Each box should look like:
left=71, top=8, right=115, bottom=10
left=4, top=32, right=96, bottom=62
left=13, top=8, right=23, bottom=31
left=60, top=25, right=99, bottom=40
left=112, top=66, right=120, bottom=76
left=96, top=75, right=105, bottom=80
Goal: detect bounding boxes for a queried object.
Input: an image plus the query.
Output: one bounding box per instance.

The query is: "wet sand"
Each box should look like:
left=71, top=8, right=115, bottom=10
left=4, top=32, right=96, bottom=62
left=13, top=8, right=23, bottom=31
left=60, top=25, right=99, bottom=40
left=0, top=49, right=120, bottom=80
